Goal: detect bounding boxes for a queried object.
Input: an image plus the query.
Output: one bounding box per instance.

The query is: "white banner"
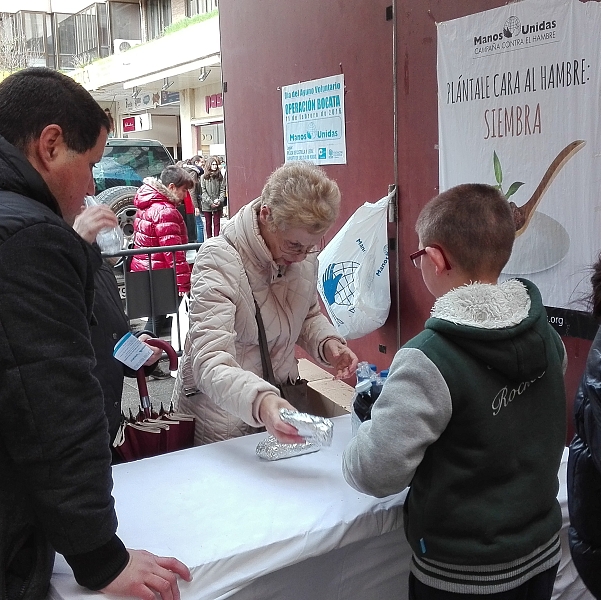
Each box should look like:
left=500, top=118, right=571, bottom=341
left=282, top=74, right=346, bottom=165
left=437, top=0, right=601, bottom=312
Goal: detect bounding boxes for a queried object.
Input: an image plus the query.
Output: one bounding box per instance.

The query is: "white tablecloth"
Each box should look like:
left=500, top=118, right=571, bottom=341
left=49, top=415, right=409, bottom=600
left=48, top=416, right=594, bottom=600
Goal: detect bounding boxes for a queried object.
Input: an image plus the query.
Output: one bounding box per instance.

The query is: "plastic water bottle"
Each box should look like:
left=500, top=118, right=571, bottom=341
left=84, top=196, right=123, bottom=253
left=351, top=379, right=374, bottom=436
left=356, top=361, right=371, bottom=384
left=371, top=369, right=389, bottom=403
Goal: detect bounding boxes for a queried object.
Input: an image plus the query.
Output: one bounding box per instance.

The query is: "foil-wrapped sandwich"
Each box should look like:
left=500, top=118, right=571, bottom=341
left=255, top=410, right=334, bottom=461
left=279, top=409, right=333, bottom=447
left=256, top=436, right=320, bottom=461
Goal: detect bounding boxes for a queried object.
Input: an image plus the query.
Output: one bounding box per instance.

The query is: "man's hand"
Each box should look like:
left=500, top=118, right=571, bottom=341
left=73, top=205, right=118, bottom=244
left=258, top=393, right=305, bottom=444
left=138, top=334, right=163, bottom=367
left=323, top=339, right=358, bottom=380
left=101, top=549, right=191, bottom=600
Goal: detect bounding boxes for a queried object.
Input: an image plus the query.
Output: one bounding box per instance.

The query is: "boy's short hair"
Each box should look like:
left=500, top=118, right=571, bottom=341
left=0, top=67, right=110, bottom=154
left=416, top=183, right=515, bottom=277
left=160, top=165, right=195, bottom=189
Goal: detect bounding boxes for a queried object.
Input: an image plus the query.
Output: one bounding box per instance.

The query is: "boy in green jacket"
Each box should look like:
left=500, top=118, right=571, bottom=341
left=343, top=183, right=566, bottom=599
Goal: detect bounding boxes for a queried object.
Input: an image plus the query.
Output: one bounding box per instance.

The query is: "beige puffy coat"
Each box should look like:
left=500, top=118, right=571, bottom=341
left=172, top=199, right=346, bottom=445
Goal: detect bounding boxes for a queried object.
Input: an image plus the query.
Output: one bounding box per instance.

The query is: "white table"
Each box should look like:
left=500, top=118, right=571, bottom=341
left=48, top=416, right=593, bottom=600
left=49, top=415, right=410, bottom=600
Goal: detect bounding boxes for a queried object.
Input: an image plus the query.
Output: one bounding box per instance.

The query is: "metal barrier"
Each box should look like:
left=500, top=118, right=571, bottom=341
left=102, top=243, right=202, bottom=353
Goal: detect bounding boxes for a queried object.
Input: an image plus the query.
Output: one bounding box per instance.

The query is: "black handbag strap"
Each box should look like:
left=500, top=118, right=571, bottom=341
left=254, top=300, right=277, bottom=386
left=222, top=232, right=278, bottom=387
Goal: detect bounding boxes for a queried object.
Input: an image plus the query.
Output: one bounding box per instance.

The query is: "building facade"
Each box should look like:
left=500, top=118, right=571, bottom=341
left=0, top=0, right=223, bottom=161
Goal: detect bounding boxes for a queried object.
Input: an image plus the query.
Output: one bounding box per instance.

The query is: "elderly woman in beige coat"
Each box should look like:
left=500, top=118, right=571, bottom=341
left=173, top=162, right=358, bottom=445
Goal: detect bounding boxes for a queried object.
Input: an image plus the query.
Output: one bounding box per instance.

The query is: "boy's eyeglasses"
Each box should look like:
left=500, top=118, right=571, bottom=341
left=409, top=244, right=452, bottom=270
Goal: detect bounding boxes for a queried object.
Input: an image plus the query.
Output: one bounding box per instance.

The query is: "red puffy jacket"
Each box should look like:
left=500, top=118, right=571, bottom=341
left=130, top=178, right=191, bottom=294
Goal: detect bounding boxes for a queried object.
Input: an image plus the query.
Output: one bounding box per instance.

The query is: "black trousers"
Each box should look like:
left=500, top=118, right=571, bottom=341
left=408, top=564, right=559, bottom=600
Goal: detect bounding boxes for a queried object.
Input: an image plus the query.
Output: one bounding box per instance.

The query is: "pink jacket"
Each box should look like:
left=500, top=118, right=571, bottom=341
left=130, top=178, right=191, bottom=294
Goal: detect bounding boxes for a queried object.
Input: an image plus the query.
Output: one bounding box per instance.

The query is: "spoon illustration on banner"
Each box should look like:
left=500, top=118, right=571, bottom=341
left=497, top=140, right=586, bottom=237
left=495, top=140, right=586, bottom=275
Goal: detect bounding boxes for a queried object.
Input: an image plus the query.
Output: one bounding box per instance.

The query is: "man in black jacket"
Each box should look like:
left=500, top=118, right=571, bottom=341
left=0, top=68, right=190, bottom=599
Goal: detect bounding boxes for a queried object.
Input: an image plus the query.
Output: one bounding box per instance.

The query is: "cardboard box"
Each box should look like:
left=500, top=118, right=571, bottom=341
left=298, top=358, right=354, bottom=418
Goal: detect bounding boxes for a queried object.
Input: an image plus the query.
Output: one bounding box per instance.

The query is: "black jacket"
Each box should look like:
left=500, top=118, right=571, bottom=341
left=568, top=326, right=601, bottom=598
left=90, top=260, right=132, bottom=444
left=0, top=135, right=128, bottom=599
left=90, top=259, right=157, bottom=451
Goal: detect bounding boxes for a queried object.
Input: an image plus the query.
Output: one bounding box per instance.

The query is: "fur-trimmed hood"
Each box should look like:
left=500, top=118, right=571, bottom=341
left=431, top=279, right=531, bottom=329
left=426, top=278, right=552, bottom=383
left=133, top=177, right=179, bottom=209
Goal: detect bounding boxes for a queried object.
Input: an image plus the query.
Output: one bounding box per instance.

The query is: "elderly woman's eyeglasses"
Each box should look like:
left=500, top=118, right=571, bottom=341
left=279, top=238, right=320, bottom=256
left=409, top=244, right=452, bottom=270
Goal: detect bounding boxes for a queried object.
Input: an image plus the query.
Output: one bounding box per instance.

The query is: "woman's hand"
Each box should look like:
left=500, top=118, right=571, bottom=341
left=258, top=393, right=305, bottom=444
left=101, top=549, right=191, bottom=600
left=194, top=207, right=200, bottom=216
left=323, top=339, right=358, bottom=380
left=73, top=205, right=118, bottom=244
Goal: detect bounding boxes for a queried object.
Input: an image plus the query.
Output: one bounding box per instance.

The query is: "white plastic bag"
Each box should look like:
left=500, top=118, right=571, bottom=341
left=317, top=194, right=391, bottom=340
left=170, top=293, right=190, bottom=354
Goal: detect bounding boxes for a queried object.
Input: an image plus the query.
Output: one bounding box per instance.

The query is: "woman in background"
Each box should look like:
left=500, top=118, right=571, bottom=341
left=200, top=155, right=226, bottom=238
left=187, top=156, right=205, bottom=242
left=103, top=107, right=115, bottom=137
left=568, top=254, right=601, bottom=599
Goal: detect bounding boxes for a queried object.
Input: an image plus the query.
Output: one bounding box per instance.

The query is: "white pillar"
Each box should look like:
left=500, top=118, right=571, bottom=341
left=179, top=87, right=195, bottom=160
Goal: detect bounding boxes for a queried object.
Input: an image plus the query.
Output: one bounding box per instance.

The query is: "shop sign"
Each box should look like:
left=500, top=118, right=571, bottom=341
left=160, top=90, right=180, bottom=105
left=122, top=113, right=152, bottom=133
left=205, top=93, right=223, bottom=113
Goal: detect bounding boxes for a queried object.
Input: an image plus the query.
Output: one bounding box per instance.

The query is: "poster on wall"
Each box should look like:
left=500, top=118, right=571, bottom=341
left=281, top=74, right=346, bottom=165
left=437, top=0, right=601, bottom=338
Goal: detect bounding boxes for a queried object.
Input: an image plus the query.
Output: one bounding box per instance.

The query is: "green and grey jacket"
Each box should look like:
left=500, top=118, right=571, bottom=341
left=343, top=279, right=566, bottom=594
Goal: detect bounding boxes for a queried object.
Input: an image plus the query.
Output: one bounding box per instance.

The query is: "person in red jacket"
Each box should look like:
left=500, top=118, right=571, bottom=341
left=131, top=165, right=194, bottom=334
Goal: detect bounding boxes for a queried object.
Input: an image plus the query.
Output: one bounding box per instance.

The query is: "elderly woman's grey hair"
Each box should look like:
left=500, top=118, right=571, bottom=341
left=260, top=162, right=341, bottom=235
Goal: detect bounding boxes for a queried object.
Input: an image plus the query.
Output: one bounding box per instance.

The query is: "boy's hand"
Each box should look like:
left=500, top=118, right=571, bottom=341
left=324, top=339, right=358, bottom=380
